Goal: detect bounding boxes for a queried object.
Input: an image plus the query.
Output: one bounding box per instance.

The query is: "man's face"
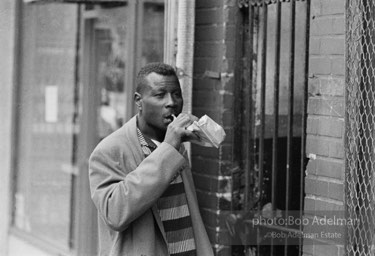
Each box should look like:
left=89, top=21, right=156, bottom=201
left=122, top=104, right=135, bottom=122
left=136, top=72, right=183, bottom=134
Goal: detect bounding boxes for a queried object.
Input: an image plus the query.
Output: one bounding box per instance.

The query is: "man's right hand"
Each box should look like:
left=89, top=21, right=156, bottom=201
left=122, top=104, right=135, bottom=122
left=163, top=113, right=200, bottom=149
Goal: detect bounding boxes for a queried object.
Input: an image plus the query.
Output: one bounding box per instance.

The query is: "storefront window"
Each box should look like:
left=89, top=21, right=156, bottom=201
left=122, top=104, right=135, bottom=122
left=141, top=2, right=165, bottom=66
left=12, top=1, right=166, bottom=253
left=93, top=5, right=128, bottom=139
left=13, top=3, right=78, bottom=249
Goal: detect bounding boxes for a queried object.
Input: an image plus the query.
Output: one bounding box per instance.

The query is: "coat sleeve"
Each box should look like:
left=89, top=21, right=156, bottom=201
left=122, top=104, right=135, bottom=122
left=89, top=142, right=186, bottom=232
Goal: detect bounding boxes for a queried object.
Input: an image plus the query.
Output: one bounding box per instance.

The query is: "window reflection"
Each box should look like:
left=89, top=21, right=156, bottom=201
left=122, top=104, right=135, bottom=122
left=13, top=3, right=78, bottom=249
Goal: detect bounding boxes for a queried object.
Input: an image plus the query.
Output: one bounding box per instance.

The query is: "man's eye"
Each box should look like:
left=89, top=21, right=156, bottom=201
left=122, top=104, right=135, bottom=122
left=155, top=93, right=164, bottom=97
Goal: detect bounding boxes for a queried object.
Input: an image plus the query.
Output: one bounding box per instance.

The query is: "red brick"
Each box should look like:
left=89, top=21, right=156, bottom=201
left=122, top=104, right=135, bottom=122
left=319, top=76, right=345, bottom=96
left=196, top=0, right=223, bottom=9
left=321, top=0, right=345, bottom=16
left=331, top=56, right=345, bottom=75
left=221, top=74, right=235, bottom=91
left=307, top=117, right=319, bottom=135
left=307, top=97, right=344, bottom=117
left=314, top=244, right=339, bottom=256
left=304, top=197, right=316, bottom=211
left=316, top=158, right=344, bottom=180
left=223, top=57, right=235, bottom=73
left=193, top=90, right=222, bottom=107
left=196, top=190, right=219, bottom=209
left=195, top=8, right=224, bottom=25
left=193, top=78, right=222, bottom=91
left=195, top=25, right=225, bottom=41
left=222, top=109, right=233, bottom=127
left=328, top=139, right=344, bottom=159
left=320, top=36, right=345, bottom=55
left=192, top=157, right=220, bottom=175
left=314, top=199, right=344, bottom=212
left=223, top=3, right=237, bottom=25
left=196, top=189, right=231, bottom=210
left=306, top=136, right=344, bottom=159
left=311, top=17, right=333, bottom=36
left=311, top=0, right=322, bottom=17
left=191, top=142, right=220, bottom=159
left=224, top=25, right=237, bottom=41
left=328, top=181, right=344, bottom=201
left=222, top=128, right=233, bottom=145
left=193, top=57, right=222, bottom=75
left=200, top=207, right=228, bottom=229
left=193, top=173, right=231, bottom=193
left=206, top=226, right=232, bottom=245
left=317, top=117, right=344, bottom=138
left=305, top=176, right=329, bottom=197
left=223, top=41, right=236, bottom=58
left=309, top=37, right=320, bottom=55
left=306, top=158, right=317, bottom=175
left=195, top=42, right=224, bottom=57
left=306, top=135, right=330, bottom=157
left=332, top=16, right=345, bottom=35
left=308, top=76, right=321, bottom=96
left=303, top=244, right=314, bottom=255
left=223, top=93, right=233, bottom=107
left=310, top=56, right=331, bottom=75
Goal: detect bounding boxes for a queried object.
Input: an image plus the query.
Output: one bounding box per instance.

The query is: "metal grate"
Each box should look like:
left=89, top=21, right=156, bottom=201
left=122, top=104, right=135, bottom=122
left=238, top=0, right=305, bottom=8
left=346, top=0, right=375, bottom=255
left=229, top=0, right=310, bottom=255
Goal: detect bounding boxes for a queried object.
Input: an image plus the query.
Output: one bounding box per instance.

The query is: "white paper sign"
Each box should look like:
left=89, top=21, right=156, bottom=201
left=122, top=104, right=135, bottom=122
left=45, top=85, right=58, bottom=123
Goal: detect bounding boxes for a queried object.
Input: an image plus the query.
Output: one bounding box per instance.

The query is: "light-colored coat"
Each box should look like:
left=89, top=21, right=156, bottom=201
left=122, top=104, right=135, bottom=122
left=89, top=116, right=214, bottom=256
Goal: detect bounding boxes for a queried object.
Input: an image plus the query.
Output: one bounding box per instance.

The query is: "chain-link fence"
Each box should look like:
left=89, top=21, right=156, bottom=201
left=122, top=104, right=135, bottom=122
left=346, top=0, right=375, bottom=255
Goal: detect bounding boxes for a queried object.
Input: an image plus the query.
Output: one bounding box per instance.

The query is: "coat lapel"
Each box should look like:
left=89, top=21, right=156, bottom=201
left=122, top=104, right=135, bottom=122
left=124, top=115, right=168, bottom=246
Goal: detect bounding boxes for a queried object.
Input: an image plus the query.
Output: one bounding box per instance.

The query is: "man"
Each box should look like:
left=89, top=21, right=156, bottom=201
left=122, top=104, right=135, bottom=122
left=89, top=63, right=214, bottom=256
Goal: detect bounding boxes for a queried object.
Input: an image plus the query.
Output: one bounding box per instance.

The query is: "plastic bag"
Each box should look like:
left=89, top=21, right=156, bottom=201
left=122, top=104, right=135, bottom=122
left=186, top=115, right=226, bottom=148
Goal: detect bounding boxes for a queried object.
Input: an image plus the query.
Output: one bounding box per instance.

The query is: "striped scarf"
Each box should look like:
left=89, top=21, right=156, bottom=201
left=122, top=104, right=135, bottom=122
left=136, top=128, right=197, bottom=256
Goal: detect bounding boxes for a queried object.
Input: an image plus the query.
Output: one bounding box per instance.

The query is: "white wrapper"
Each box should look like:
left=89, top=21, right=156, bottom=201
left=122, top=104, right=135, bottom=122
left=186, top=115, right=226, bottom=148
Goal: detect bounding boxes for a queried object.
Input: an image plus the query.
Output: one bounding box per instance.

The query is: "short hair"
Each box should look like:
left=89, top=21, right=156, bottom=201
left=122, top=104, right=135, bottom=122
left=135, top=62, right=178, bottom=94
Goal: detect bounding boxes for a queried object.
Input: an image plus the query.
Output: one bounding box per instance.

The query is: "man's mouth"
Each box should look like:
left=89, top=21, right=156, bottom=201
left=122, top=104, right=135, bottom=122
left=164, top=115, right=174, bottom=123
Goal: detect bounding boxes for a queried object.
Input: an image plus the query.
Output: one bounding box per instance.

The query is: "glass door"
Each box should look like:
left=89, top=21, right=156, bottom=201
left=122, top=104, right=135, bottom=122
left=12, top=2, right=80, bottom=254
left=77, top=1, right=165, bottom=254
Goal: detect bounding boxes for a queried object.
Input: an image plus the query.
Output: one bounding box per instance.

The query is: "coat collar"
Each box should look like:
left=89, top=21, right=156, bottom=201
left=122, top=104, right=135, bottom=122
left=122, top=115, right=168, bottom=244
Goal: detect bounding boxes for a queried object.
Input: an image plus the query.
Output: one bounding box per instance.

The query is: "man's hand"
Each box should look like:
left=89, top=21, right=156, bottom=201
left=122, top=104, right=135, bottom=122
left=163, top=113, right=200, bottom=149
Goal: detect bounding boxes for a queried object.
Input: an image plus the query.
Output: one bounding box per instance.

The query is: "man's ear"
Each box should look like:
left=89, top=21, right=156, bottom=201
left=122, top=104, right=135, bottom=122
left=134, top=92, right=142, bottom=110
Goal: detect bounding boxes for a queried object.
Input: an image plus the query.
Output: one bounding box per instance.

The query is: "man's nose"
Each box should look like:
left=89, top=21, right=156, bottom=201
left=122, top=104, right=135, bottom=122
left=165, top=93, right=177, bottom=107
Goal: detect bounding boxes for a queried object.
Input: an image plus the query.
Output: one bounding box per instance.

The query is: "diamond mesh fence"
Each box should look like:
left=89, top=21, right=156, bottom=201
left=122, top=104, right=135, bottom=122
left=346, top=0, right=375, bottom=255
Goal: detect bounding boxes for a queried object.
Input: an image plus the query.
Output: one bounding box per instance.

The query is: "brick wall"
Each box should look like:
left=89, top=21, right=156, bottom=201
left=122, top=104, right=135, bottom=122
left=192, top=0, right=238, bottom=255
left=304, top=0, right=345, bottom=255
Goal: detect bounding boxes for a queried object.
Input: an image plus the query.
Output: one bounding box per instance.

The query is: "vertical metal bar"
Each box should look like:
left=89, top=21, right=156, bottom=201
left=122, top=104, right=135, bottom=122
left=258, top=0, right=268, bottom=212
left=69, top=4, right=81, bottom=249
left=272, top=0, right=281, bottom=210
left=285, top=0, right=296, bottom=216
left=243, top=6, right=255, bottom=253
left=285, top=0, right=296, bottom=254
left=271, top=1, right=281, bottom=255
left=258, top=3, right=267, bottom=254
left=300, top=1, right=310, bottom=255
left=245, top=4, right=255, bottom=213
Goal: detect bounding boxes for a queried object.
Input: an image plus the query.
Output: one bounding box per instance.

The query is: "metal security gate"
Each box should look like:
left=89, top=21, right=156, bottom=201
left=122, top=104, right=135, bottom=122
left=229, top=0, right=310, bottom=255
left=346, top=1, right=375, bottom=255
